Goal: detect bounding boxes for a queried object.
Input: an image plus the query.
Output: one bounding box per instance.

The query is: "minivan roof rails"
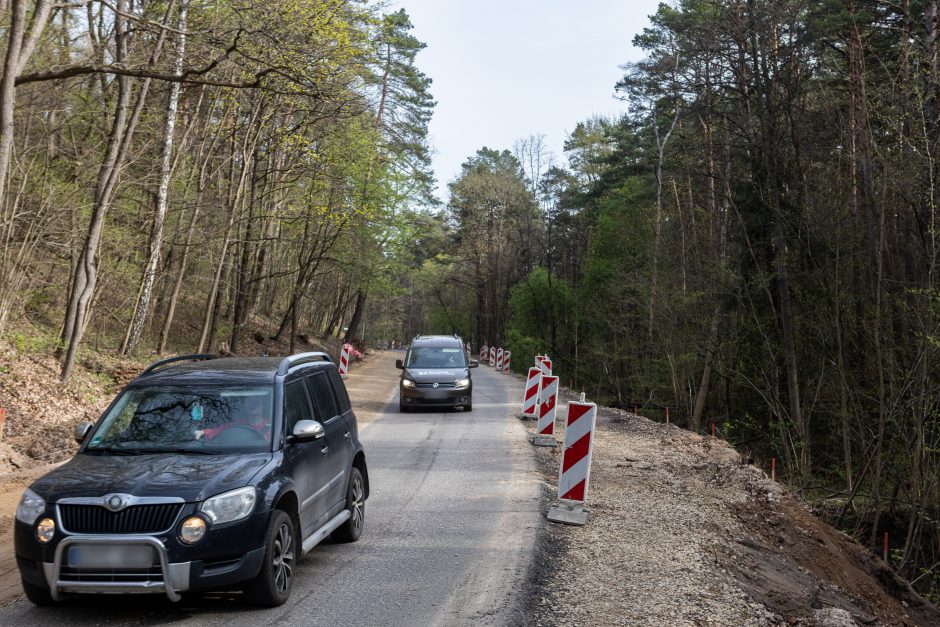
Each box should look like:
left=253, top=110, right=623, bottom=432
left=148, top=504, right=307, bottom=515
left=140, top=354, right=216, bottom=376
left=277, top=351, right=332, bottom=375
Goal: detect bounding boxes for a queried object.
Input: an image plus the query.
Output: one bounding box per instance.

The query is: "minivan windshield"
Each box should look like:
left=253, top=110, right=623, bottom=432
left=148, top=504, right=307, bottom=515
left=86, top=386, right=274, bottom=453
left=406, top=347, right=467, bottom=369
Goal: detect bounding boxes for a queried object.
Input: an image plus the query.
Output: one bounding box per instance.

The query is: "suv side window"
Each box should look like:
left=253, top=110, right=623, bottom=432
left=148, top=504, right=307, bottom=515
left=306, top=372, right=339, bottom=421
left=327, top=369, right=352, bottom=413
left=284, top=380, right=313, bottom=431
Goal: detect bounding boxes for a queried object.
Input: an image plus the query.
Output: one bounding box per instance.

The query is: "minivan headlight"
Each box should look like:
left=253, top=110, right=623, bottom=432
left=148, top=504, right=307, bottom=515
left=455, top=378, right=470, bottom=389
left=201, top=486, right=256, bottom=524
left=401, top=378, right=416, bottom=388
left=16, top=488, right=45, bottom=525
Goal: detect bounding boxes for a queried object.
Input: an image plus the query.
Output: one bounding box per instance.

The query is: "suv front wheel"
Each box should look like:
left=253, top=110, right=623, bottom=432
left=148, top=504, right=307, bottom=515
left=244, top=510, right=296, bottom=606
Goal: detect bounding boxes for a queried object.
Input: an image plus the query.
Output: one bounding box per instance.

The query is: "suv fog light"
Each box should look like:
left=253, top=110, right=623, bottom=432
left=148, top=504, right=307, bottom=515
left=36, top=518, right=55, bottom=543
left=180, top=516, right=207, bottom=544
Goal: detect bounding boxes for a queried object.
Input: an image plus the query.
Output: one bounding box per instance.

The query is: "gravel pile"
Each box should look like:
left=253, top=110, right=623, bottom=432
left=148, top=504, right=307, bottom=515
left=520, top=388, right=936, bottom=626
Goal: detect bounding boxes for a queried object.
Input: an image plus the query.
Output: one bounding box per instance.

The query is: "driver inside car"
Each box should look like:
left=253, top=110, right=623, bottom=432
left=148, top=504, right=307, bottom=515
left=196, top=397, right=270, bottom=441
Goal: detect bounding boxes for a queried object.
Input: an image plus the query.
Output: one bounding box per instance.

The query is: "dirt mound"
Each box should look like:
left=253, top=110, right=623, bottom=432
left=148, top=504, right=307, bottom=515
left=526, top=389, right=940, bottom=626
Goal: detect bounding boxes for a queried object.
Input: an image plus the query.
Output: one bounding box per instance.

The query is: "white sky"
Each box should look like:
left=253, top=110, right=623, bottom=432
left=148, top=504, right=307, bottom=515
left=390, top=0, right=662, bottom=202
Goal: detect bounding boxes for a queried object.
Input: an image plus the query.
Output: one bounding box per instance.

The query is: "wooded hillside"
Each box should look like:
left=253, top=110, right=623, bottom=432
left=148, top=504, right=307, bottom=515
left=403, top=0, right=940, bottom=602
left=1, top=0, right=938, bottom=605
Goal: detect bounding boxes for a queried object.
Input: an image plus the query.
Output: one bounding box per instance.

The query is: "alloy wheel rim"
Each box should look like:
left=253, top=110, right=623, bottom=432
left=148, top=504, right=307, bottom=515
left=351, top=475, right=364, bottom=532
left=272, top=522, right=294, bottom=593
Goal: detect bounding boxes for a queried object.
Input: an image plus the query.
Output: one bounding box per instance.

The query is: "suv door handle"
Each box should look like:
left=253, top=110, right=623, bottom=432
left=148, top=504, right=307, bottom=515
left=320, top=446, right=329, bottom=455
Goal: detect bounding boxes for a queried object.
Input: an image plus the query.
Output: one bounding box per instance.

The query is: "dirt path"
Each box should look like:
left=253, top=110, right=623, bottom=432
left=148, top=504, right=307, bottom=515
left=0, top=351, right=394, bottom=608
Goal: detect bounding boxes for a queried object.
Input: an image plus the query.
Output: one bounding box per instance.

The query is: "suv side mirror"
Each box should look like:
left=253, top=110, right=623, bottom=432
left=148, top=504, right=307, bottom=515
left=395, top=359, right=404, bottom=370
left=468, top=359, right=479, bottom=368
left=290, top=419, right=325, bottom=443
left=74, top=422, right=93, bottom=444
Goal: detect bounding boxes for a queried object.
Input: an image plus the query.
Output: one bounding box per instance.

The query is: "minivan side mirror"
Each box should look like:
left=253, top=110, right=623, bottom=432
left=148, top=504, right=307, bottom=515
left=468, top=359, right=479, bottom=368
left=74, top=422, right=93, bottom=444
left=290, top=420, right=325, bottom=443
left=395, top=359, right=404, bottom=370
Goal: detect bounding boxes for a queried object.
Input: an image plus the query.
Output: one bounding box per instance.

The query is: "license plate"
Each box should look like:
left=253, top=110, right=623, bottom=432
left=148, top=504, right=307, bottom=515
left=67, top=545, right=155, bottom=569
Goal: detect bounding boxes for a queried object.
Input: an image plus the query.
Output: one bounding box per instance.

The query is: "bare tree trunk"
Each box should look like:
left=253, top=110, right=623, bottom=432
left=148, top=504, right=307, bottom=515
left=0, top=0, right=53, bottom=213
left=60, top=0, right=176, bottom=381
left=123, top=1, right=188, bottom=355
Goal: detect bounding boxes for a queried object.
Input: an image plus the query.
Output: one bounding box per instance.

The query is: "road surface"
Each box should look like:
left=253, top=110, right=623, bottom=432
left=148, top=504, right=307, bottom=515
left=0, top=351, right=543, bottom=626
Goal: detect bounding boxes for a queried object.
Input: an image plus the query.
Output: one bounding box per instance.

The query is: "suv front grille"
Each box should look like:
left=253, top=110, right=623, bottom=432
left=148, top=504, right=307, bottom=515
left=415, top=382, right=456, bottom=388
left=59, top=504, right=183, bottom=534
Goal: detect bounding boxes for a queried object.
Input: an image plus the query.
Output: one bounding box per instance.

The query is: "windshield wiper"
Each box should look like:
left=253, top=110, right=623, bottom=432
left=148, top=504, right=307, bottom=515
left=133, top=447, right=226, bottom=455
left=84, top=446, right=142, bottom=455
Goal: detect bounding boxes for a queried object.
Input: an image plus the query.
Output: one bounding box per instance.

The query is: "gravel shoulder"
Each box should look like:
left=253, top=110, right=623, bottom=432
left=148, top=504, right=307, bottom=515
left=520, top=383, right=940, bottom=626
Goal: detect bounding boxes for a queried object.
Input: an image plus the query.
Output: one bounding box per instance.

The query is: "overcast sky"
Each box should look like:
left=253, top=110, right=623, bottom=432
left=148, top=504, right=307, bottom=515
left=390, top=0, right=662, bottom=202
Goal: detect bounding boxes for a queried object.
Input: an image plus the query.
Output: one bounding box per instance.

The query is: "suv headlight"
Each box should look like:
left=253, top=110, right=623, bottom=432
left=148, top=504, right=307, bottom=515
left=455, top=378, right=470, bottom=389
left=201, top=486, right=256, bottom=524
left=401, top=378, right=416, bottom=388
left=16, top=488, right=46, bottom=525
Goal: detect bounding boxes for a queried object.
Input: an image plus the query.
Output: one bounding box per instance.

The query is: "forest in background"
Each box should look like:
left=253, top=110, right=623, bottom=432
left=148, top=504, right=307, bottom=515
left=1, top=0, right=939, bottom=603
left=400, top=0, right=940, bottom=601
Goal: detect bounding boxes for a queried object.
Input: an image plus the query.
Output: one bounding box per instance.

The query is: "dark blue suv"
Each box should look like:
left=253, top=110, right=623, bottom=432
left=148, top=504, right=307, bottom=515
left=14, top=352, right=368, bottom=607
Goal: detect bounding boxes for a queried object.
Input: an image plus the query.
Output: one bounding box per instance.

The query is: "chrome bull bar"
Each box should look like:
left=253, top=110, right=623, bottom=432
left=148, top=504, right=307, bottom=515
left=44, top=535, right=190, bottom=602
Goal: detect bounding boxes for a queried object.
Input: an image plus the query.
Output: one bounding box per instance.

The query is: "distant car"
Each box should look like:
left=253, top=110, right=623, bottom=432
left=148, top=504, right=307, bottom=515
left=396, top=335, right=478, bottom=412
left=14, top=352, right=368, bottom=607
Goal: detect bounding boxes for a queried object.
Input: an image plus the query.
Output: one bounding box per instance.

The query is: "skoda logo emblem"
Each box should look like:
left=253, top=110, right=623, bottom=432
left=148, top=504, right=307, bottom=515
left=104, top=494, right=126, bottom=511
left=432, top=382, right=439, bottom=389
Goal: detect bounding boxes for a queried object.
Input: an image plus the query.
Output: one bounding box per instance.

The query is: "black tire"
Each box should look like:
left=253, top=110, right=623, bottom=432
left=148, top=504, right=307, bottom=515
left=243, top=510, right=296, bottom=607
left=331, top=467, right=365, bottom=543
left=399, top=402, right=410, bottom=413
left=22, top=579, right=57, bottom=606
left=464, top=403, right=472, bottom=412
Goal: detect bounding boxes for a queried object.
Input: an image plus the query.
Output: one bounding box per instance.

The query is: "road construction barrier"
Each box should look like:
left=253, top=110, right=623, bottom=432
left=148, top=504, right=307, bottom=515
left=521, top=367, right=541, bottom=417
left=489, top=346, right=496, bottom=367
left=496, top=348, right=504, bottom=370
left=532, top=375, right=559, bottom=447
left=538, top=355, right=553, bottom=376
left=338, top=344, right=351, bottom=379
left=480, top=345, right=488, bottom=362
left=557, top=400, right=597, bottom=502
left=502, top=351, right=511, bottom=373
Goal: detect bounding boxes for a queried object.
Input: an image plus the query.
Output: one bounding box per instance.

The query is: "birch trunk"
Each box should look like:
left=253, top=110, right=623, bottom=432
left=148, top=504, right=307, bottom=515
left=123, top=1, right=188, bottom=355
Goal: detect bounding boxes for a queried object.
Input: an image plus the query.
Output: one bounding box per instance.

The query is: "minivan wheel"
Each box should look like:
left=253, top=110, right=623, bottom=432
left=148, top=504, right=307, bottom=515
left=399, top=402, right=410, bottom=413
left=331, top=467, right=365, bottom=543
left=244, top=510, right=295, bottom=606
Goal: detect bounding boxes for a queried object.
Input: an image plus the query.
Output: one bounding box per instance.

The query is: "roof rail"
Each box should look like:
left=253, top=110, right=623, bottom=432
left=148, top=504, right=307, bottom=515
left=140, top=354, right=216, bottom=376
left=277, top=351, right=332, bottom=376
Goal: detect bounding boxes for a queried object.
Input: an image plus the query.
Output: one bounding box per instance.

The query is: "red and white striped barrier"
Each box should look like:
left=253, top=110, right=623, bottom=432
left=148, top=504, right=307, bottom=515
left=338, top=343, right=351, bottom=379
left=558, top=401, right=597, bottom=502
left=480, top=345, right=488, bottom=361
left=521, top=367, right=541, bottom=418
left=532, top=375, right=559, bottom=446
left=502, top=351, right=511, bottom=373
left=489, top=346, right=496, bottom=367
left=537, top=355, right=553, bottom=376
left=496, top=348, right=504, bottom=370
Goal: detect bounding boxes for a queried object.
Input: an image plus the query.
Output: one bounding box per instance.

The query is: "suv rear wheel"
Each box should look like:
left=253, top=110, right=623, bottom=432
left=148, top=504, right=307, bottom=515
left=331, top=467, right=365, bottom=543
left=244, top=510, right=295, bottom=606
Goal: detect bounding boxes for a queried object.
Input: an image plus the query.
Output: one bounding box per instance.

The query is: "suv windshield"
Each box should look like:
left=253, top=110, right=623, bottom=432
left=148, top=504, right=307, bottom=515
left=86, top=385, right=274, bottom=453
left=406, top=347, right=466, bottom=369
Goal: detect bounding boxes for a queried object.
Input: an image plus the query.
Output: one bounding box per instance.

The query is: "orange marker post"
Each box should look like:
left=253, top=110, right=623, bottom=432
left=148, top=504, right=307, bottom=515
left=771, top=457, right=776, bottom=482
left=0, top=408, right=6, bottom=442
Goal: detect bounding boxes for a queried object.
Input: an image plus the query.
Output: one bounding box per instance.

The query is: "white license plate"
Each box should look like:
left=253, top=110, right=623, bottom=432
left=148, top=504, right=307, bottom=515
left=67, top=545, right=155, bottom=569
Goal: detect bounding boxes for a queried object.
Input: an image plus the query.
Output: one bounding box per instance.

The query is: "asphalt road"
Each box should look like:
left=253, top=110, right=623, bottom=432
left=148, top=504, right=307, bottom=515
left=0, top=352, right=543, bottom=626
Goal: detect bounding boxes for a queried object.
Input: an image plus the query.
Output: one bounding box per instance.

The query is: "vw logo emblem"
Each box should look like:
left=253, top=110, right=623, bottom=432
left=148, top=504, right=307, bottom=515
left=104, top=494, right=126, bottom=511
left=432, top=382, right=439, bottom=389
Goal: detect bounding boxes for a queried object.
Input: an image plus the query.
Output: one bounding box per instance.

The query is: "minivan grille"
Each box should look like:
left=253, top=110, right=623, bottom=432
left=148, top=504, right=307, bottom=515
left=415, top=382, right=456, bottom=388
left=59, top=504, right=182, bottom=534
